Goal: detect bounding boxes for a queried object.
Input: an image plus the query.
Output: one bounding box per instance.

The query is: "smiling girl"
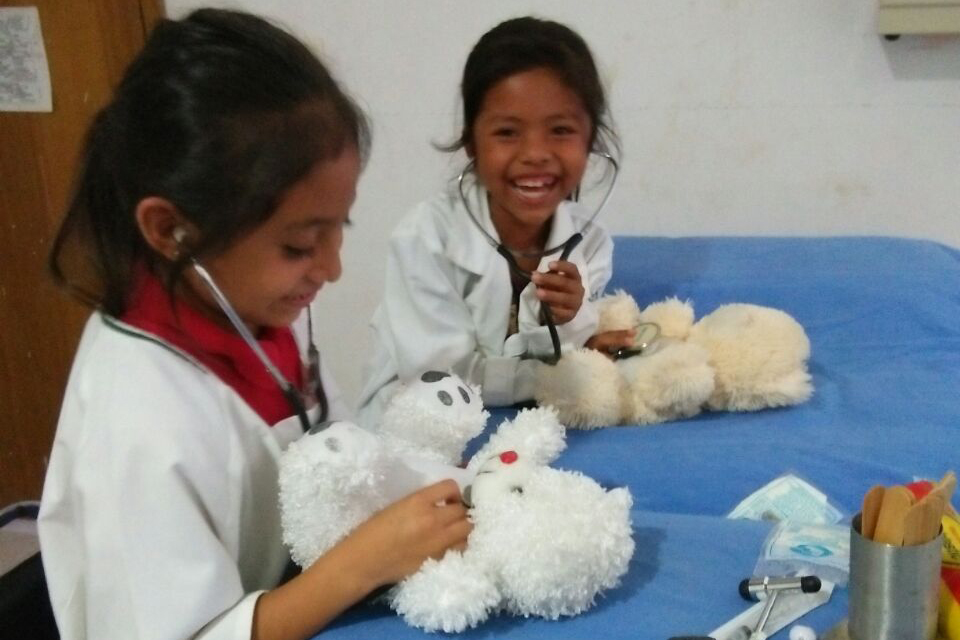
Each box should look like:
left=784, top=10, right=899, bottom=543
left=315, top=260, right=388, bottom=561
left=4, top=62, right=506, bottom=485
left=358, top=16, right=634, bottom=426
left=38, top=10, right=469, bottom=640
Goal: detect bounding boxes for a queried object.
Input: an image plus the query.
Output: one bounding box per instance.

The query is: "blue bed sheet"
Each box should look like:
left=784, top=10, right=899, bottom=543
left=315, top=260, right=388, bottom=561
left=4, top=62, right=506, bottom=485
left=314, top=236, right=959, bottom=639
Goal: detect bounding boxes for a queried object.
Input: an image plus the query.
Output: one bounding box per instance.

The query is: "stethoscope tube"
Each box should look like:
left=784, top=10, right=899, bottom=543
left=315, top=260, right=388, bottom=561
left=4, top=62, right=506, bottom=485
left=494, top=237, right=581, bottom=364
left=190, top=259, right=318, bottom=432
left=457, top=152, right=619, bottom=364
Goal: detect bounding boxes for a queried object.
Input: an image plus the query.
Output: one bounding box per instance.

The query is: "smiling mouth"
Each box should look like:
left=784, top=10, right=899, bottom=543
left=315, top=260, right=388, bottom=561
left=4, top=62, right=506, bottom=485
left=285, top=291, right=317, bottom=306
left=510, top=176, right=559, bottom=198
left=510, top=176, right=559, bottom=194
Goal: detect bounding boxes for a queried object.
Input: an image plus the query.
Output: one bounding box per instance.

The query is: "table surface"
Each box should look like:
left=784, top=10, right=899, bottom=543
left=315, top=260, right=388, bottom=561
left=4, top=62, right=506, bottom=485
left=314, top=236, right=960, bottom=639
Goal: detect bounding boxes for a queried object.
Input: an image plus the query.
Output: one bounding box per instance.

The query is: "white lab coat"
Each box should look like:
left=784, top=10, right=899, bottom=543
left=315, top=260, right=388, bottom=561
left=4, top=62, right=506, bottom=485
left=357, top=184, right=613, bottom=427
left=38, top=312, right=349, bottom=640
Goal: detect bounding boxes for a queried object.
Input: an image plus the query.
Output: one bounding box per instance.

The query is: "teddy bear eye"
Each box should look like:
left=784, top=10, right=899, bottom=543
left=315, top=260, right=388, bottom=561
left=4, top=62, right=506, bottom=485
left=511, top=486, right=524, bottom=495
left=324, top=437, right=341, bottom=452
left=437, top=390, right=453, bottom=406
left=458, top=387, right=470, bottom=403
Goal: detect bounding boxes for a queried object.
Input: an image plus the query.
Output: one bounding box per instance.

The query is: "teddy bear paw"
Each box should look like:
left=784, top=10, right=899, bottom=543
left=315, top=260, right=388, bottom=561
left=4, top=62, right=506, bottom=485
left=534, top=349, right=625, bottom=428
left=390, top=552, right=499, bottom=632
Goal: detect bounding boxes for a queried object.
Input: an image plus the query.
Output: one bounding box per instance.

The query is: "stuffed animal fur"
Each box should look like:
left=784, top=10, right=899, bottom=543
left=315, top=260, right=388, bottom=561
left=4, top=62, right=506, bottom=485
left=535, top=292, right=813, bottom=428
left=279, top=372, right=634, bottom=632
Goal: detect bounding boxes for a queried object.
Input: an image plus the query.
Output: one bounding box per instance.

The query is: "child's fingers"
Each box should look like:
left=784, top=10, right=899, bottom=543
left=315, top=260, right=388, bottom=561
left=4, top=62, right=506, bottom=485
left=585, top=329, right=637, bottom=352
left=435, top=500, right=469, bottom=526
left=532, top=264, right=584, bottom=326
left=533, top=273, right=582, bottom=296
left=544, top=305, right=577, bottom=326
left=418, top=480, right=470, bottom=526
left=429, top=499, right=471, bottom=556
left=538, top=290, right=579, bottom=324
left=602, top=329, right=638, bottom=348
left=532, top=264, right=582, bottom=285
left=442, top=517, right=473, bottom=549
left=545, top=303, right=578, bottom=321
left=536, top=286, right=580, bottom=308
left=431, top=520, right=473, bottom=560
left=546, top=260, right=580, bottom=280
left=417, top=479, right=464, bottom=505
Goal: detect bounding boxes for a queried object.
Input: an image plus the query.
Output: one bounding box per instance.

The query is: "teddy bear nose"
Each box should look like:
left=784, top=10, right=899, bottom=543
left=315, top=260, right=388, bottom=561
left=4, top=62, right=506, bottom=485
left=499, top=451, right=518, bottom=464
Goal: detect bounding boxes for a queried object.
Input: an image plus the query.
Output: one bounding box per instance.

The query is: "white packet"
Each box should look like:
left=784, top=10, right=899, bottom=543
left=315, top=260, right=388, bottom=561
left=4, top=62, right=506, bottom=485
left=727, top=473, right=845, bottom=525
left=754, top=522, right=850, bottom=587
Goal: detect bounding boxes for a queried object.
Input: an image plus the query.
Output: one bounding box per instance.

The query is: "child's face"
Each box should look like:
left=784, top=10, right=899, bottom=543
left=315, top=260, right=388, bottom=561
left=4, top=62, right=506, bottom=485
left=187, top=147, right=360, bottom=332
left=470, top=67, right=591, bottom=247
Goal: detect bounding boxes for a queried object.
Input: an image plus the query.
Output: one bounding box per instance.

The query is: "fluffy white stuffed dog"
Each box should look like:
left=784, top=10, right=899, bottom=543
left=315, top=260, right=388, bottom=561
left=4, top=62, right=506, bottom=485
left=535, top=293, right=813, bottom=428
left=279, top=372, right=634, bottom=632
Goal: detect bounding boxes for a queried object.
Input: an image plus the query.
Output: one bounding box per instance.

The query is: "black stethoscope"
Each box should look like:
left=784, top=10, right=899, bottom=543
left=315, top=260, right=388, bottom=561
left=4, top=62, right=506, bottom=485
left=191, top=260, right=327, bottom=432
left=457, top=152, right=619, bottom=364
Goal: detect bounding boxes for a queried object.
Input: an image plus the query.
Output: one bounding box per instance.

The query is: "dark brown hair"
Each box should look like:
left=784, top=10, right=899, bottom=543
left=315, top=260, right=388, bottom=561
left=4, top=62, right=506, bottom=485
left=50, top=8, right=370, bottom=316
left=445, top=16, right=618, bottom=157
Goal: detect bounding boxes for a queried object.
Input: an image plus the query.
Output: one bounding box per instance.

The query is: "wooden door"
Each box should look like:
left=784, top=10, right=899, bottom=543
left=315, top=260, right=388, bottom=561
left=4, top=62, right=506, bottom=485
left=0, top=0, right=163, bottom=506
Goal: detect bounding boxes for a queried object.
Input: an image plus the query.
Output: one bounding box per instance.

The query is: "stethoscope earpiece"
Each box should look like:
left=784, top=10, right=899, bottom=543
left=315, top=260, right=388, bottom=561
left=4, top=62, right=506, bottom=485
left=172, top=226, right=188, bottom=245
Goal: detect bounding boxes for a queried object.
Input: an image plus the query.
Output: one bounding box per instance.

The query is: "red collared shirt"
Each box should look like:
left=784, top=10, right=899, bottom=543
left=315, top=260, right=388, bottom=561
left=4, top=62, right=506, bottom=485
left=121, top=270, right=304, bottom=426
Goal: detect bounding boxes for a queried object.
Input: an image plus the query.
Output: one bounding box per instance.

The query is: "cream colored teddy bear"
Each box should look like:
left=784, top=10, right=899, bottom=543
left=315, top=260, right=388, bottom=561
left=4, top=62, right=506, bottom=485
left=534, top=293, right=813, bottom=428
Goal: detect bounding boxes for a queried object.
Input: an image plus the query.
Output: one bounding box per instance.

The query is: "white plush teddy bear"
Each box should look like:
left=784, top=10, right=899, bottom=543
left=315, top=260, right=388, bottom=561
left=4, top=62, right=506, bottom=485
left=278, top=371, right=634, bottom=633
left=535, top=292, right=813, bottom=428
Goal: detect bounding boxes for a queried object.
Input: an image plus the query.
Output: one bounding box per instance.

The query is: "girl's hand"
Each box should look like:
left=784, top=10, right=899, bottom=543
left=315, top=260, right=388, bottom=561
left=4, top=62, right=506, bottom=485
left=351, top=479, right=471, bottom=587
left=585, top=329, right=637, bottom=358
left=252, top=481, right=470, bottom=640
left=531, top=260, right=585, bottom=325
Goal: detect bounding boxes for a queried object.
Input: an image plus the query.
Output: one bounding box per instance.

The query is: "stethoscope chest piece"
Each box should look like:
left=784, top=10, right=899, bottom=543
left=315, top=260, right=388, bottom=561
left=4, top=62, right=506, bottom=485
left=612, top=322, right=661, bottom=360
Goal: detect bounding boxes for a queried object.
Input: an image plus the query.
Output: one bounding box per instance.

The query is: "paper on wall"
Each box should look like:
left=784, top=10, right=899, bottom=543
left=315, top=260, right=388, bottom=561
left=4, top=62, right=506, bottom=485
left=0, top=6, right=53, bottom=112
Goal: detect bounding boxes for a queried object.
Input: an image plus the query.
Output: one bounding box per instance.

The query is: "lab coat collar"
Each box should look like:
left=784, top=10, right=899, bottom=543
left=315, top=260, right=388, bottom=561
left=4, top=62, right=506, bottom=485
left=445, top=181, right=582, bottom=276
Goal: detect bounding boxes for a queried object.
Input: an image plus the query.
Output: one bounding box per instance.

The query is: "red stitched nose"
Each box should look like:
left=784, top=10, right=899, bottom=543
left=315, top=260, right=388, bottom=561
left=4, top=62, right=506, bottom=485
left=499, top=451, right=518, bottom=464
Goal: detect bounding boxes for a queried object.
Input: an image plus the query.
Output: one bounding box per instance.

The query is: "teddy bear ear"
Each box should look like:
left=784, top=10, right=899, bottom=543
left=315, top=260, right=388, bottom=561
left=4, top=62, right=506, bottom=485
left=467, top=407, right=566, bottom=470
left=596, top=290, right=641, bottom=333
left=606, top=486, right=634, bottom=512
left=638, top=296, right=695, bottom=338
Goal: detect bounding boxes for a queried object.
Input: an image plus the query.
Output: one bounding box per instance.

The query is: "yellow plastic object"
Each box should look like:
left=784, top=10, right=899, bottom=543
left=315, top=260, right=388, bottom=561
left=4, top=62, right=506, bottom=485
left=905, top=475, right=958, bottom=639
left=941, top=515, right=959, bottom=639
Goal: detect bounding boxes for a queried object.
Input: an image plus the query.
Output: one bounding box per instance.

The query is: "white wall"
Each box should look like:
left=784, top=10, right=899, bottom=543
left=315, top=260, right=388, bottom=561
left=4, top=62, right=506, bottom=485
left=164, top=0, right=960, bottom=404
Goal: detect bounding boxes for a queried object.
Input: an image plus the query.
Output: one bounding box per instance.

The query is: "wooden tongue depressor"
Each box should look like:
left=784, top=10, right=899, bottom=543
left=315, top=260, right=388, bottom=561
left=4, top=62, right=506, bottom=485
left=903, top=493, right=945, bottom=545
left=861, top=485, right=885, bottom=539
left=899, top=471, right=955, bottom=545
left=902, top=499, right=930, bottom=546
left=932, top=471, right=957, bottom=506
left=873, top=485, right=914, bottom=545
left=923, top=494, right=946, bottom=542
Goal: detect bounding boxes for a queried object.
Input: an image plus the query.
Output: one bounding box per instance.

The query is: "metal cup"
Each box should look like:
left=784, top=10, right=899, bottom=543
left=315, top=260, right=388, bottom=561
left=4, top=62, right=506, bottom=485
left=848, top=513, right=942, bottom=640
